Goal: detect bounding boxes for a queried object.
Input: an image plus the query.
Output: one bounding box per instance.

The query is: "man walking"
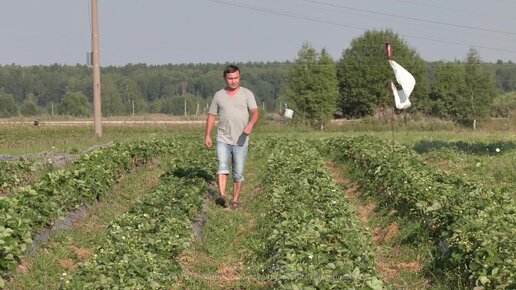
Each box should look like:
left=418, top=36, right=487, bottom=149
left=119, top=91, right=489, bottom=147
left=204, top=65, right=259, bottom=209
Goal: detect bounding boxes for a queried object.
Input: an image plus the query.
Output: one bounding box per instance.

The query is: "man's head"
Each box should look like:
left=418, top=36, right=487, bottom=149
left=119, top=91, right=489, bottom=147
left=223, top=65, right=240, bottom=91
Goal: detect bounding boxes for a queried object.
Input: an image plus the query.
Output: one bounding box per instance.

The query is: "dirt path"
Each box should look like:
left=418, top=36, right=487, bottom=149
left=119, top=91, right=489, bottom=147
left=173, top=158, right=269, bottom=289
left=325, top=160, right=429, bottom=289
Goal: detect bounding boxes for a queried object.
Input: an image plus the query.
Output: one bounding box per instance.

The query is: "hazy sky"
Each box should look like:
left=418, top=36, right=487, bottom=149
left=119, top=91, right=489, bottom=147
left=1, top=0, right=515, bottom=66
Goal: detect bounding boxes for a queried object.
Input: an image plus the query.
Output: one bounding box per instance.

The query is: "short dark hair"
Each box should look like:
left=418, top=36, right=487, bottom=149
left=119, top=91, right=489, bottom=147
left=223, top=65, right=240, bottom=77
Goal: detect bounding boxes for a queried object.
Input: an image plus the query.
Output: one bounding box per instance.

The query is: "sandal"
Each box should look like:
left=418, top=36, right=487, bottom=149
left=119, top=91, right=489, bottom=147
left=215, top=196, right=227, bottom=208
left=231, top=201, right=239, bottom=210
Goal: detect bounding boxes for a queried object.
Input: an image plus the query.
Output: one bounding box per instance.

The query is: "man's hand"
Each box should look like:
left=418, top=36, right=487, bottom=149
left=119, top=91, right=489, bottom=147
left=204, top=136, right=212, bottom=149
left=243, top=125, right=253, bottom=135
left=243, top=108, right=259, bottom=135
left=205, top=114, right=216, bottom=149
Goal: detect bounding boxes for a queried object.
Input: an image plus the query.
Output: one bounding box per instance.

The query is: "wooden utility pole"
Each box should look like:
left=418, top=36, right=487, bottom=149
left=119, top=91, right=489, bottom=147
left=91, top=0, right=102, bottom=137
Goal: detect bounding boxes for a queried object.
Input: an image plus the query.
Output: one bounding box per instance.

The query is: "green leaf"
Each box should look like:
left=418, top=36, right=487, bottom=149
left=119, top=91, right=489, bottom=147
left=479, top=275, right=490, bottom=285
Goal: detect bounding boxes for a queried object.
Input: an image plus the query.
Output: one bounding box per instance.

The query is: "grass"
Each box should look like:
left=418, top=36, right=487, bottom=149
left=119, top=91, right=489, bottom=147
left=0, top=124, right=203, bottom=154
left=172, top=151, right=270, bottom=290
left=389, top=131, right=516, bottom=193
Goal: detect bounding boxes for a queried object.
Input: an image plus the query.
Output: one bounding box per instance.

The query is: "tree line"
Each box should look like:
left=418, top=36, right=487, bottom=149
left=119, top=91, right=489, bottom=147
left=1, top=30, right=515, bottom=127
left=0, top=62, right=288, bottom=118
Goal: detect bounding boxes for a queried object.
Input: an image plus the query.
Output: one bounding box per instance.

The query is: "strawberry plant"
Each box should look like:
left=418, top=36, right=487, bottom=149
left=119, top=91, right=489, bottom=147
left=62, top=147, right=214, bottom=288
left=254, top=137, right=384, bottom=289
left=0, top=138, right=185, bottom=284
left=0, top=158, right=38, bottom=195
left=323, top=135, right=516, bottom=289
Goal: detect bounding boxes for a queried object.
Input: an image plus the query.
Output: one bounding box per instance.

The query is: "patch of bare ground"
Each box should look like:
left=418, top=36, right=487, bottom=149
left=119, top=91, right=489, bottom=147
left=325, top=160, right=425, bottom=288
left=217, top=261, right=244, bottom=283
left=59, top=259, right=77, bottom=272
left=177, top=242, right=249, bottom=289
left=16, top=261, right=30, bottom=274
left=67, top=245, right=93, bottom=262
left=188, top=252, right=270, bottom=289
left=177, top=215, right=253, bottom=289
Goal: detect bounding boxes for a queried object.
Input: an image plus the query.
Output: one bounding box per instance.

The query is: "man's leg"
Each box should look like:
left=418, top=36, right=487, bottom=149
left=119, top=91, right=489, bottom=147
left=218, top=174, right=227, bottom=197
left=231, top=145, right=248, bottom=206
left=215, top=142, right=231, bottom=207
left=233, top=181, right=243, bottom=203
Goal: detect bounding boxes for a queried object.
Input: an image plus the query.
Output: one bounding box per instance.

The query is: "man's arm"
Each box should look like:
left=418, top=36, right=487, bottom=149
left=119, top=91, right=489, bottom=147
left=204, top=114, right=217, bottom=149
left=243, top=108, right=259, bottom=135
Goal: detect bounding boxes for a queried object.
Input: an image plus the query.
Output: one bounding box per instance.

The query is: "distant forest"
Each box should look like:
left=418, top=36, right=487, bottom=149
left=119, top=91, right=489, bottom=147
left=0, top=60, right=515, bottom=118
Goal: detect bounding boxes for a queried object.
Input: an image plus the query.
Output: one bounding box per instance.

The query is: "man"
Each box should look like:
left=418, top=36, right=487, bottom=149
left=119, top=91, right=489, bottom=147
left=204, top=65, right=259, bottom=209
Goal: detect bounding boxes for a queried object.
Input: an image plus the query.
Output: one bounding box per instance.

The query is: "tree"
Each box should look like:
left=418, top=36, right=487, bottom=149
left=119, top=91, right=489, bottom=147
left=117, top=77, right=147, bottom=115
left=59, top=91, right=90, bottom=117
left=101, top=75, right=125, bottom=116
left=20, top=100, right=39, bottom=116
left=491, top=92, right=516, bottom=118
left=282, top=43, right=339, bottom=129
left=337, top=29, right=428, bottom=118
left=494, top=60, right=516, bottom=92
left=428, top=61, right=467, bottom=119
left=158, top=93, right=204, bottom=116
left=427, top=49, right=496, bottom=127
left=311, top=49, right=339, bottom=129
left=461, top=48, right=496, bottom=128
left=0, top=89, right=19, bottom=118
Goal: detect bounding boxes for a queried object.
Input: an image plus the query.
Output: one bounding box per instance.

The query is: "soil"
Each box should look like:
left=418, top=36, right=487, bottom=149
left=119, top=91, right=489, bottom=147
left=325, top=160, right=423, bottom=286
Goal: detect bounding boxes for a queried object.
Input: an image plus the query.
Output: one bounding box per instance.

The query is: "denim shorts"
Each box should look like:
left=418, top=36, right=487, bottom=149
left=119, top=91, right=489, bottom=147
left=216, top=141, right=248, bottom=182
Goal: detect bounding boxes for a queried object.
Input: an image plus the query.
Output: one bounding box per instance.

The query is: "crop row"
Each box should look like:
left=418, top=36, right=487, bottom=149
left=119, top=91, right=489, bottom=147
left=62, top=138, right=215, bottom=288
left=0, top=158, right=39, bottom=195
left=62, top=165, right=212, bottom=289
left=323, top=136, right=515, bottom=289
left=0, top=138, right=183, bottom=285
left=255, top=137, right=384, bottom=289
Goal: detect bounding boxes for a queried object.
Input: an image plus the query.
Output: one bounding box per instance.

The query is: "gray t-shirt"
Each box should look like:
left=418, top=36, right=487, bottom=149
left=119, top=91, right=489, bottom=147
left=208, top=86, right=258, bottom=146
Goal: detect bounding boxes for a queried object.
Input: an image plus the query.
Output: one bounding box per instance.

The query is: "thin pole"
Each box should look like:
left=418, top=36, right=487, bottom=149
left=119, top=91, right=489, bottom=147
left=91, top=0, right=102, bottom=137
left=386, top=42, right=395, bottom=152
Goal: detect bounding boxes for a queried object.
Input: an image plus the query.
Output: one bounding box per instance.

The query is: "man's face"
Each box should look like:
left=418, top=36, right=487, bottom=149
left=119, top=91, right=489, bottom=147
left=224, top=71, right=240, bottom=90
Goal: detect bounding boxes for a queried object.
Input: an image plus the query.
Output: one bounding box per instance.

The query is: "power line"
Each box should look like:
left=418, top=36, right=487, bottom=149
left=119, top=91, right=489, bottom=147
left=299, top=0, right=516, bottom=36
left=278, top=0, right=515, bottom=45
left=388, top=0, right=516, bottom=20
left=206, top=0, right=516, bottom=54
left=206, top=0, right=370, bottom=31
left=400, top=34, right=516, bottom=54
left=279, top=0, right=516, bottom=48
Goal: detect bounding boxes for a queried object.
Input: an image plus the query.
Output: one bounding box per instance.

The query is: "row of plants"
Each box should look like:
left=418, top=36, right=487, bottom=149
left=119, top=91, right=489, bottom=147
left=61, top=137, right=215, bottom=288
left=254, top=137, right=384, bottom=289
left=0, top=158, right=39, bottom=195
left=0, top=138, right=181, bottom=286
left=410, top=137, right=516, bottom=194
left=62, top=163, right=213, bottom=289
left=323, top=135, right=515, bottom=289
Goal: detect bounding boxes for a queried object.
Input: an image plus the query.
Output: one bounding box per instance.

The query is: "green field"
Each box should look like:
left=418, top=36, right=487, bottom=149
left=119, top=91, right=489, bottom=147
left=1, top=120, right=514, bottom=289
